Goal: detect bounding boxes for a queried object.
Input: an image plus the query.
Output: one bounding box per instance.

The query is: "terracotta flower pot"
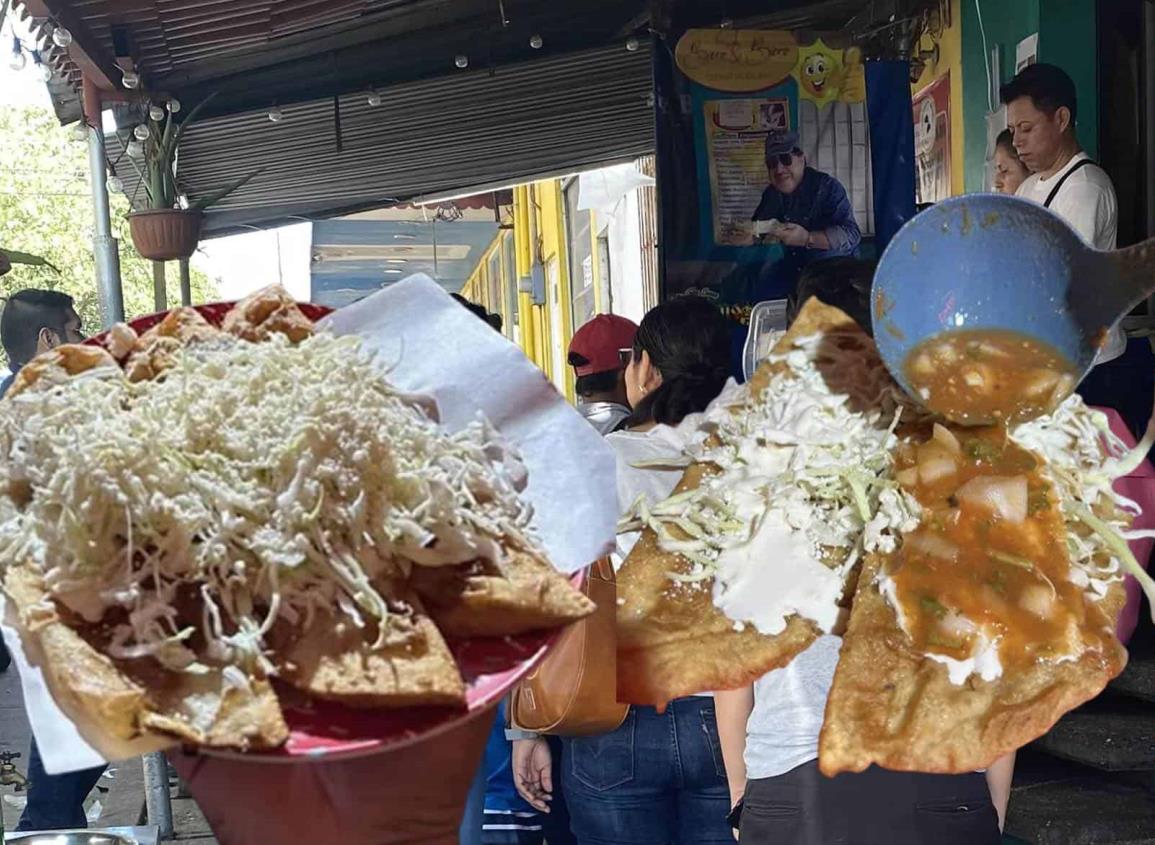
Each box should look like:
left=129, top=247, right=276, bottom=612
left=128, top=209, right=204, bottom=261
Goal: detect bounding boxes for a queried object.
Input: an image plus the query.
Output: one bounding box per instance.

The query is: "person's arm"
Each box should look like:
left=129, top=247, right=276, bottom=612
left=818, top=177, right=861, bottom=254
left=511, top=737, right=554, bottom=813
left=776, top=178, right=860, bottom=253
left=715, top=686, right=755, bottom=809
left=985, top=751, right=1016, bottom=831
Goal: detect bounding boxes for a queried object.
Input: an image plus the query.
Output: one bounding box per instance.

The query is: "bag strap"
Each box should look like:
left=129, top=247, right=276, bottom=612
left=592, top=556, right=615, bottom=581
left=1043, top=158, right=1096, bottom=209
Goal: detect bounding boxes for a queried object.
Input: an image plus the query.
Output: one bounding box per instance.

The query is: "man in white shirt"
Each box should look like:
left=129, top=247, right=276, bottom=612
left=1001, top=62, right=1123, bottom=362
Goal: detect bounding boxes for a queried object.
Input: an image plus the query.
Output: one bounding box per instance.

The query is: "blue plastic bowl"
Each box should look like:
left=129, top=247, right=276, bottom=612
left=872, top=193, right=1105, bottom=404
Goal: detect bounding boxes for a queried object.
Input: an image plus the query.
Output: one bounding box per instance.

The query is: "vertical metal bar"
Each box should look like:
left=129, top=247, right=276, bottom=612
left=152, top=261, right=167, bottom=313
left=82, top=76, right=124, bottom=328
left=178, top=258, right=192, bottom=306
left=141, top=752, right=174, bottom=838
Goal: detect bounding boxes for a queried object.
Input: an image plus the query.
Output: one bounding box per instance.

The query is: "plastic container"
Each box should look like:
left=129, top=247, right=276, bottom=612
left=742, top=299, right=789, bottom=381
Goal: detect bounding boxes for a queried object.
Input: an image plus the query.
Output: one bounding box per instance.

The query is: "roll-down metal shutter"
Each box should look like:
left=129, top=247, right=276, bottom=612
left=164, top=42, right=653, bottom=235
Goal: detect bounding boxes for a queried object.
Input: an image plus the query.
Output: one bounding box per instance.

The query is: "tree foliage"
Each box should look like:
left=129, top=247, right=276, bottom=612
left=0, top=105, right=219, bottom=343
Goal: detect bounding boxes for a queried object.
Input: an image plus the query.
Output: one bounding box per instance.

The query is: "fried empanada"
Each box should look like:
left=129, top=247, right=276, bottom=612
left=3, top=564, right=288, bottom=750
left=125, top=306, right=226, bottom=382
left=270, top=586, right=467, bottom=708
left=7, top=344, right=120, bottom=398
left=222, top=284, right=314, bottom=344
left=409, top=548, right=594, bottom=638
left=818, top=549, right=1127, bottom=775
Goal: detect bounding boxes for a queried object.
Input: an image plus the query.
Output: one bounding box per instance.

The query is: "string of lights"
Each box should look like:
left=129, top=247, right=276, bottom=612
left=6, top=18, right=72, bottom=81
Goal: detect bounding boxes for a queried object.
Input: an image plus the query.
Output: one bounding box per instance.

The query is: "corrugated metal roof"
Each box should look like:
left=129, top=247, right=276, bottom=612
left=12, top=0, right=651, bottom=123
left=109, top=41, right=654, bottom=235
left=17, top=0, right=437, bottom=88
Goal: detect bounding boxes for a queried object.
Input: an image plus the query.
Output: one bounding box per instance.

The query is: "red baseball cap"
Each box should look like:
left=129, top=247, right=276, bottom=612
left=568, top=314, right=638, bottom=377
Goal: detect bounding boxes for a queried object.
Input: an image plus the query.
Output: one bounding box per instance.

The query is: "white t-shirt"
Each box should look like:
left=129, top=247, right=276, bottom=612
left=745, top=634, right=841, bottom=778
left=1016, top=151, right=1117, bottom=250
left=605, top=425, right=688, bottom=566
left=1017, top=152, right=1125, bottom=364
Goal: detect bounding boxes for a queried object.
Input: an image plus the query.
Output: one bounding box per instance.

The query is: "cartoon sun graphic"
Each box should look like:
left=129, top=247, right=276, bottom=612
left=796, top=39, right=846, bottom=104
left=803, top=51, right=833, bottom=96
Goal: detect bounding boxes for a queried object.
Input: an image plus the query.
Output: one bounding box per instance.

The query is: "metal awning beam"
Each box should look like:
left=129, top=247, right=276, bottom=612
left=16, top=0, right=121, bottom=90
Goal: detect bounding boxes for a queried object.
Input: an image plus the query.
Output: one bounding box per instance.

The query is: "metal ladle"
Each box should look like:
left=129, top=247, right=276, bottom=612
left=872, top=194, right=1155, bottom=422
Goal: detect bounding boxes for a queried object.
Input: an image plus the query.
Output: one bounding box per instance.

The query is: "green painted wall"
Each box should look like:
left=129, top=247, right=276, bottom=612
left=1038, top=0, right=1098, bottom=159
left=960, top=0, right=1040, bottom=192
left=959, top=0, right=1097, bottom=193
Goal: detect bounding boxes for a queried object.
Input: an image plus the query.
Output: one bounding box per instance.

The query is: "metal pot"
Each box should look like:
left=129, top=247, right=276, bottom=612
left=4, top=833, right=137, bottom=845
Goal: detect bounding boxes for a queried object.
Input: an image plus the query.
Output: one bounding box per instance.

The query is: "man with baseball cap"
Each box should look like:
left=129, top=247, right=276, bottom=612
left=750, top=129, right=861, bottom=301
left=567, top=313, right=638, bottom=435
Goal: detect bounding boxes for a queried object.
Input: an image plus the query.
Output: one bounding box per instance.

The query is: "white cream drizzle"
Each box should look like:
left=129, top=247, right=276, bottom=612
left=620, top=328, right=920, bottom=638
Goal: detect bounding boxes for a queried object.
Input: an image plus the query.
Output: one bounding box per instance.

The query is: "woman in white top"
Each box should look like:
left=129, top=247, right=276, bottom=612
left=513, top=296, right=735, bottom=845
left=715, top=264, right=1007, bottom=844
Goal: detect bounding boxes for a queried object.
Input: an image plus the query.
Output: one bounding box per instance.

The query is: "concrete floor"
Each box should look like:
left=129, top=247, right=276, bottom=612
left=0, top=663, right=218, bottom=842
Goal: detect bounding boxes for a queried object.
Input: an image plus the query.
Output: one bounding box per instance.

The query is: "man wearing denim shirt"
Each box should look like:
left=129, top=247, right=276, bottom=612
left=750, top=129, right=861, bottom=301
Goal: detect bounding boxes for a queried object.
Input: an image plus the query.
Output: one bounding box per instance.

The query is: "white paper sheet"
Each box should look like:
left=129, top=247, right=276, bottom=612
left=1, top=274, right=619, bottom=773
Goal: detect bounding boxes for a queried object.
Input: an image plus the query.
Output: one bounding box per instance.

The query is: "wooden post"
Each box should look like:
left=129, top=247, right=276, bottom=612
left=152, top=260, right=166, bottom=312
left=179, top=257, right=192, bottom=306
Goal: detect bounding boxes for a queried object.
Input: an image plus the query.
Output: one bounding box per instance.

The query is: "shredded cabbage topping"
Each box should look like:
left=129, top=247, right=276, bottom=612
left=0, top=332, right=537, bottom=674
left=619, top=330, right=923, bottom=621
left=1012, top=395, right=1155, bottom=617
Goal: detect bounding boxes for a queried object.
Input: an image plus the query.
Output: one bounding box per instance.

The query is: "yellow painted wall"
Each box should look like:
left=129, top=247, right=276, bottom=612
left=464, top=178, right=604, bottom=403
left=911, top=0, right=964, bottom=196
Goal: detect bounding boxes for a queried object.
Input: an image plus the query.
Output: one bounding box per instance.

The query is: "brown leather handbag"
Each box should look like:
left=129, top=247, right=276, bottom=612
left=509, top=557, right=629, bottom=735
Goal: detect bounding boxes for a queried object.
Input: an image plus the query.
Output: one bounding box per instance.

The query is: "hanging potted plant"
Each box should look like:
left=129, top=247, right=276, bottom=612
left=126, top=93, right=263, bottom=261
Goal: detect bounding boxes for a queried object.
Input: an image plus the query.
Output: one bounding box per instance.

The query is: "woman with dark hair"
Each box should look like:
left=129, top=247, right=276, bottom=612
left=993, top=129, right=1030, bottom=195
left=512, top=296, right=735, bottom=845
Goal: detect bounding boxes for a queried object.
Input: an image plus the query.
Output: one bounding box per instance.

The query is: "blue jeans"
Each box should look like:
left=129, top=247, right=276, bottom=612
left=562, top=697, right=732, bottom=845
left=16, top=739, right=106, bottom=831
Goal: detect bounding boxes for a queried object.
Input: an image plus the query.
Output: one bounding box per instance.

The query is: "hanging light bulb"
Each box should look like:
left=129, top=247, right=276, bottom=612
left=167, top=97, right=181, bottom=114
left=149, top=104, right=165, bottom=121
left=268, top=106, right=284, bottom=123
left=719, top=17, right=733, bottom=28
left=9, top=38, right=26, bottom=72
left=121, top=69, right=140, bottom=89
left=529, top=34, right=543, bottom=49
left=106, top=175, right=124, bottom=194
left=52, top=27, right=73, bottom=48
left=454, top=54, right=469, bottom=69
left=367, top=91, right=382, bottom=107
left=72, top=123, right=89, bottom=142
left=126, top=140, right=144, bottom=159
left=133, top=123, right=151, bottom=140
left=625, top=37, right=640, bottom=52
left=32, top=52, right=52, bottom=82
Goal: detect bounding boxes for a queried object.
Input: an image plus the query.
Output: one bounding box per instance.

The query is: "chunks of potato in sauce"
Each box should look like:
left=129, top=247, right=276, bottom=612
left=904, top=330, right=1077, bottom=425
left=888, top=423, right=1112, bottom=672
